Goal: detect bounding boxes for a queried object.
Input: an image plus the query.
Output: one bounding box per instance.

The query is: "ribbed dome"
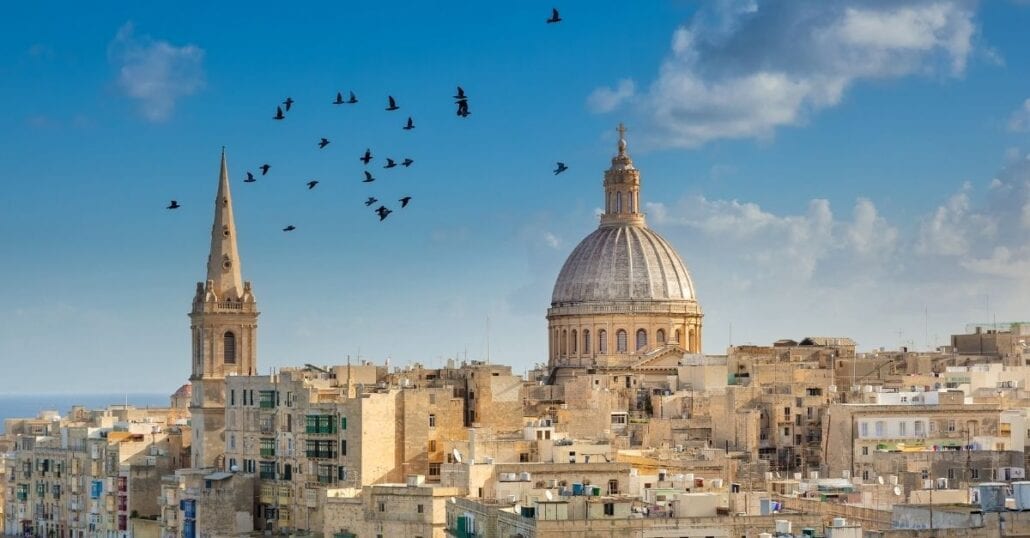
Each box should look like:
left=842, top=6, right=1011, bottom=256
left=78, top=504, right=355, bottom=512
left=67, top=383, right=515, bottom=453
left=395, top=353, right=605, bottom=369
left=551, top=224, right=696, bottom=306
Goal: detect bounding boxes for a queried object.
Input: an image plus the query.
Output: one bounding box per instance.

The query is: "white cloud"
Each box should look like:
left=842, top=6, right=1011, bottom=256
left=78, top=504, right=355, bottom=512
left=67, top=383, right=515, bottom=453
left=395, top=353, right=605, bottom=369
left=639, top=155, right=1030, bottom=352
left=542, top=232, right=561, bottom=249
left=961, top=246, right=1030, bottom=278
left=109, top=22, right=205, bottom=122
left=592, top=1, right=981, bottom=147
left=917, top=184, right=978, bottom=256
left=587, top=79, right=635, bottom=113
left=847, top=198, right=898, bottom=257
left=649, top=195, right=893, bottom=281
left=1009, top=98, right=1030, bottom=132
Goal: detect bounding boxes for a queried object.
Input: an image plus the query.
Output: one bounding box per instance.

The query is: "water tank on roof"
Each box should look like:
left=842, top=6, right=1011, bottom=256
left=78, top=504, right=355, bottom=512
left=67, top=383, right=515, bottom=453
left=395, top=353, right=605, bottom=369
left=978, top=483, right=1007, bottom=512
left=832, top=518, right=847, bottom=528
left=1013, top=482, right=1030, bottom=510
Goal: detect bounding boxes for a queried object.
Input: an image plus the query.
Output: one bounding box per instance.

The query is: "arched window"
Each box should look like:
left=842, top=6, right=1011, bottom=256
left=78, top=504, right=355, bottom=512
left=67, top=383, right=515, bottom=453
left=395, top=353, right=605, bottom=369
left=616, top=329, right=627, bottom=353
left=636, top=329, right=647, bottom=351
left=675, top=329, right=682, bottom=343
left=607, top=193, right=612, bottom=213
left=629, top=192, right=635, bottom=213
left=688, top=329, right=696, bottom=351
left=583, top=330, right=591, bottom=354
left=616, top=192, right=623, bottom=213
left=224, top=331, right=237, bottom=364
left=657, top=329, right=666, bottom=344
left=571, top=330, right=577, bottom=354
left=561, top=330, right=567, bottom=356
left=598, top=330, right=608, bottom=354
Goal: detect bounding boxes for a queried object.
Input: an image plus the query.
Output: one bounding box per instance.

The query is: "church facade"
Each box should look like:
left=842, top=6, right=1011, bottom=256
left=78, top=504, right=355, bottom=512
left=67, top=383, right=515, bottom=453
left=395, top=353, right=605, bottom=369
left=547, top=125, right=703, bottom=372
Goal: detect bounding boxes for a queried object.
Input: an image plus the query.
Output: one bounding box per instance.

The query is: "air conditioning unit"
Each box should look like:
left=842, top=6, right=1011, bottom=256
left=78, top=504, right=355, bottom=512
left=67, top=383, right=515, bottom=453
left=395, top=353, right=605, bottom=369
left=937, top=478, right=949, bottom=489
left=923, top=479, right=933, bottom=489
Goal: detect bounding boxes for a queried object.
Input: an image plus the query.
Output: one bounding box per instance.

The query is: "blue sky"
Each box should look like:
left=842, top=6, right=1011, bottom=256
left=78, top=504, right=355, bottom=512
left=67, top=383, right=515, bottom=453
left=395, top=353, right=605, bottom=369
left=3, top=1, right=1030, bottom=394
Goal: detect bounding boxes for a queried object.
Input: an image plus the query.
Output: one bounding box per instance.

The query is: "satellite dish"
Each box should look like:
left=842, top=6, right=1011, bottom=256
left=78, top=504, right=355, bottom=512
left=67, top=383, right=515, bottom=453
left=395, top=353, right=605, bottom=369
left=514, top=503, right=522, bottom=513
left=878, top=476, right=885, bottom=485
left=545, top=490, right=554, bottom=501
left=893, top=486, right=902, bottom=496
left=452, top=448, right=463, bottom=463
left=774, top=472, right=781, bottom=479
left=449, top=497, right=457, bottom=504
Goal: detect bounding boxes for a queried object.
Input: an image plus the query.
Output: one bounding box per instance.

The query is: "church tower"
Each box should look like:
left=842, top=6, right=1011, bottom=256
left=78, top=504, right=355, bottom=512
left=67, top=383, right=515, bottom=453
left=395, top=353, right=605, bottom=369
left=189, top=149, right=258, bottom=468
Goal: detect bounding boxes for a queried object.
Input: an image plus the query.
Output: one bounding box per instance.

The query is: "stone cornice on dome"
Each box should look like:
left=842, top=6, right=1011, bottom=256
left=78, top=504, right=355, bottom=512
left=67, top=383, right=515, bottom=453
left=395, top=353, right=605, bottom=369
left=547, top=299, right=702, bottom=318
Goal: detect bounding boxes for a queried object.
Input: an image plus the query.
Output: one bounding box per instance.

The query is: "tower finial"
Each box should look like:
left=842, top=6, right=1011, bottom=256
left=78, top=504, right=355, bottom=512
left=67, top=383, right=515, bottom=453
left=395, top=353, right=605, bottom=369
left=617, top=123, right=628, bottom=156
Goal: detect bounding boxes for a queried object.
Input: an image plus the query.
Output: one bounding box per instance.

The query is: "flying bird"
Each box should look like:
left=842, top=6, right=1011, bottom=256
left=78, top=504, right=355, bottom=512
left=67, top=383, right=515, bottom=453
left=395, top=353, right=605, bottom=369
left=553, top=162, right=568, bottom=175
left=360, top=149, right=373, bottom=165
left=456, top=100, right=470, bottom=117
left=283, top=97, right=294, bottom=111
left=385, top=95, right=399, bottom=111
left=333, top=92, right=345, bottom=105
left=318, top=138, right=330, bottom=149
left=363, top=171, right=375, bottom=183
left=244, top=172, right=257, bottom=183
left=401, top=158, right=414, bottom=167
left=375, top=205, right=392, bottom=221
left=399, top=196, right=412, bottom=208
left=365, top=197, right=378, bottom=207
left=547, top=8, right=562, bottom=23
left=403, top=116, right=415, bottom=130
left=273, top=106, right=285, bottom=120
left=167, top=200, right=180, bottom=210
left=384, top=158, right=397, bottom=169
left=347, top=91, right=358, bottom=104
left=307, top=180, right=319, bottom=189
left=454, top=86, right=467, bottom=100
left=260, top=164, right=270, bottom=175
left=282, top=225, right=296, bottom=232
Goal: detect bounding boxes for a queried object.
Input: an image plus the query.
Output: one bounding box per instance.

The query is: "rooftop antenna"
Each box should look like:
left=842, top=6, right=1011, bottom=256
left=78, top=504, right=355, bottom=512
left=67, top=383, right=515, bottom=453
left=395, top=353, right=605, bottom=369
left=729, top=322, right=733, bottom=348
left=486, top=315, right=491, bottom=364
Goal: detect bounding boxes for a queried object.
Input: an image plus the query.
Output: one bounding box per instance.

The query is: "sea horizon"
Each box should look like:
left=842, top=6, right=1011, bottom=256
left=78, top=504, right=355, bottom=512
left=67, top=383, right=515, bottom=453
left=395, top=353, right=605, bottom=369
left=0, top=392, right=171, bottom=433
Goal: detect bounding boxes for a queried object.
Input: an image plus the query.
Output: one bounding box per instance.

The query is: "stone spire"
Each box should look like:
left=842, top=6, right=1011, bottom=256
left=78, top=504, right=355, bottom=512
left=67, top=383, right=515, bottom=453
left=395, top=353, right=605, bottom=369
left=205, top=148, right=245, bottom=300
left=601, top=123, right=644, bottom=227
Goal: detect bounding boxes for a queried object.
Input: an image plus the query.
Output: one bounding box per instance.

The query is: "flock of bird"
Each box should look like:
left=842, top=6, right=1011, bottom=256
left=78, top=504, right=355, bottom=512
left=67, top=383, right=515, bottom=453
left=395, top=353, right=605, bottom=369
left=166, top=8, right=567, bottom=232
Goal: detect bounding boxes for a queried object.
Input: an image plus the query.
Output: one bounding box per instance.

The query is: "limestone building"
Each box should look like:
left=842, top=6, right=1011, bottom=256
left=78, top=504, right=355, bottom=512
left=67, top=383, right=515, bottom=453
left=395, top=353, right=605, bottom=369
left=548, top=125, right=703, bottom=373
left=189, top=150, right=259, bottom=469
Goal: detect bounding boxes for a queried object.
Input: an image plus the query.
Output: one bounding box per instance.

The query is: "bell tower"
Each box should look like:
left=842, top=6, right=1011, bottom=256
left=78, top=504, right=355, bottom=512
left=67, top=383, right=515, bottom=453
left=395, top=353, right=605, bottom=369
left=189, top=149, right=259, bottom=468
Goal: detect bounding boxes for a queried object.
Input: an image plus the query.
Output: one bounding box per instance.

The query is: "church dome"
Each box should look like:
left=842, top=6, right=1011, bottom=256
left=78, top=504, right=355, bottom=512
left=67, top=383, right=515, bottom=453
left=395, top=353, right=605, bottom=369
left=551, top=225, right=696, bottom=306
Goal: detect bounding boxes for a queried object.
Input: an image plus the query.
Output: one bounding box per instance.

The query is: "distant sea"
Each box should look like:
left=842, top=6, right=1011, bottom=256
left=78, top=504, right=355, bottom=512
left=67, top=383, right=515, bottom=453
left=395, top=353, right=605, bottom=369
left=0, top=393, right=169, bottom=433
